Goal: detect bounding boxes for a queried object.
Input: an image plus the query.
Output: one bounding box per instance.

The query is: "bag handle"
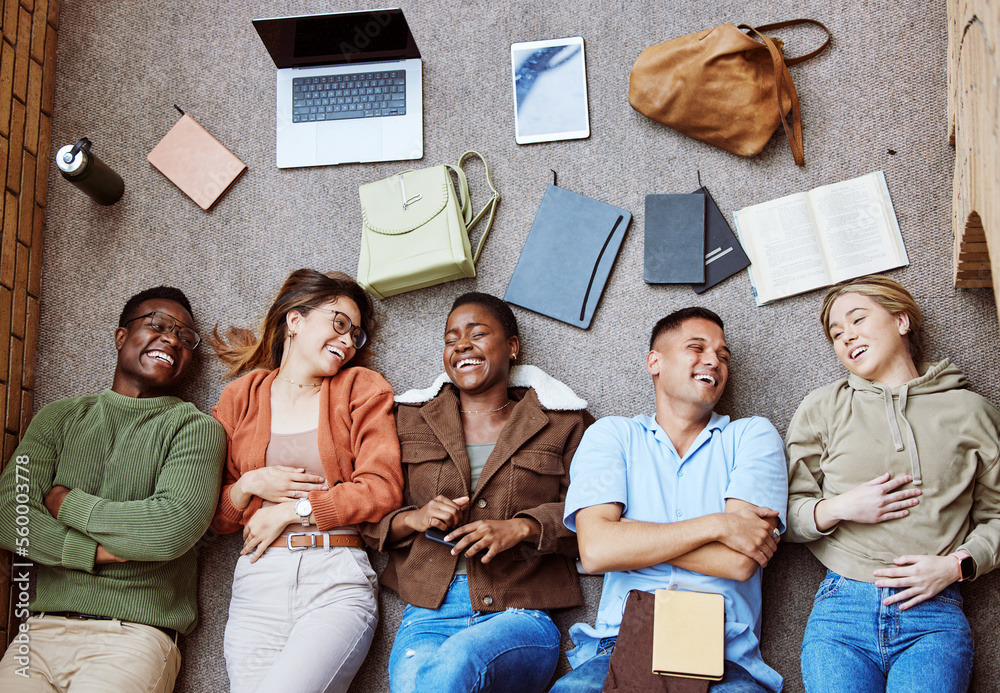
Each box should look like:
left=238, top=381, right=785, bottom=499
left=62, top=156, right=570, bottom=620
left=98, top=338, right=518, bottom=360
left=751, top=19, right=831, bottom=66
left=451, top=151, right=500, bottom=266
left=740, top=25, right=804, bottom=166
left=445, top=163, right=473, bottom=225
left=740, top=20, right=831, bottom=165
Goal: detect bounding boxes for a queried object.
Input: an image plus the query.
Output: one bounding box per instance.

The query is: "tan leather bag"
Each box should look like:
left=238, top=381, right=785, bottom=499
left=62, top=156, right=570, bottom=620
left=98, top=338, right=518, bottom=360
left=628, top=20, right=830, bottom=165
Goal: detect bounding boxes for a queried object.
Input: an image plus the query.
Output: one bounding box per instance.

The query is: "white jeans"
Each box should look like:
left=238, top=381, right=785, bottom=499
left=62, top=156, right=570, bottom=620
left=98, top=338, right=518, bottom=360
left=223, top=545, right=379, bottom=693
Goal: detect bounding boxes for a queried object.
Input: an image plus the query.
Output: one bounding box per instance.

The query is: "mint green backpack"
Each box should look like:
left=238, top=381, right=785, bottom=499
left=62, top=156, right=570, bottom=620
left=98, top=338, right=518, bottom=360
left=357, top=151, right=499, bottom=300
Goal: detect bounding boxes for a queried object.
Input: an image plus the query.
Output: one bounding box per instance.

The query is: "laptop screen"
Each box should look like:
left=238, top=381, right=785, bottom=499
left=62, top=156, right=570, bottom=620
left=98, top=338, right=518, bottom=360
left=254, top=9, right=421, bottom=69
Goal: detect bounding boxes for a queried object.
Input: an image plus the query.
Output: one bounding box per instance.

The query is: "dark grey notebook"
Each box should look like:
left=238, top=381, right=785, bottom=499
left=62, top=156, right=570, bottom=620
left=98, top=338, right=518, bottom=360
left=504, top=184, right=631, bottom=329
left=691, top=186, right=751, bottom=294
left=644, top=194, right=705, bottom=284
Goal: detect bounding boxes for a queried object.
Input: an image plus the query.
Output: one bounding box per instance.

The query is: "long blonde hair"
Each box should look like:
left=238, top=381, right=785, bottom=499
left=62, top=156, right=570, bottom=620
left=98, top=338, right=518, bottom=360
left=208, top=269, right=377, bottom=378
left=820, top=275, right=923, bottom=361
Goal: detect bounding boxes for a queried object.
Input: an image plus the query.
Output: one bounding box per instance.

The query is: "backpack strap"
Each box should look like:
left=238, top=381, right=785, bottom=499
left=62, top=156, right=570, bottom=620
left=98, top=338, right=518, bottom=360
left=453, top=151, right=500, bottom=266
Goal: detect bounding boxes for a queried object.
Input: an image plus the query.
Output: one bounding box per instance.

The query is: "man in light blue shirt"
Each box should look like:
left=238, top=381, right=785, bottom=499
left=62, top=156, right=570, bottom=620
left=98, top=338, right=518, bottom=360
left=551, top=307, right=788, bottom=692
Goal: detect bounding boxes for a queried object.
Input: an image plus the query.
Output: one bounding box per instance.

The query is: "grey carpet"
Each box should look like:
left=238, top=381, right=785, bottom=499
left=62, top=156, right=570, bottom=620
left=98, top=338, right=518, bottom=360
left=38, top=1, right=1000, bottom=691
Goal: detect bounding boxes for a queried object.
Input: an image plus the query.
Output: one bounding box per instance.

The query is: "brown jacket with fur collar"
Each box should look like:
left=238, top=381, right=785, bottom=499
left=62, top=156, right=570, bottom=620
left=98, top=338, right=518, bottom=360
left=363, top=365, right=593, bottom=611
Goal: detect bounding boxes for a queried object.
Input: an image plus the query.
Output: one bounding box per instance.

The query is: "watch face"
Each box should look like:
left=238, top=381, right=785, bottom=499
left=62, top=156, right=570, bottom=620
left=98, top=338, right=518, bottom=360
left=961, top=556, right=975, bottom=580
left=295, top=498, right=312, bottom=517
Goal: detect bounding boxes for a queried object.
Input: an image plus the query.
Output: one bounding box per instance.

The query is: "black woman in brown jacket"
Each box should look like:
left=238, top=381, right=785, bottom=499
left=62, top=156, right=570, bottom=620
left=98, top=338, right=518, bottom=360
left=364, top=292, right=593, bottom=693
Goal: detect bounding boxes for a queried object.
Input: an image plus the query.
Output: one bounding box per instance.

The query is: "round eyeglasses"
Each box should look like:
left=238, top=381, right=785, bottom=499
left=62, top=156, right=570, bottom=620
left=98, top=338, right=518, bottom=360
left=312, top=307, right=367, bottom=349
left=123, top=311, right=201, bottom=350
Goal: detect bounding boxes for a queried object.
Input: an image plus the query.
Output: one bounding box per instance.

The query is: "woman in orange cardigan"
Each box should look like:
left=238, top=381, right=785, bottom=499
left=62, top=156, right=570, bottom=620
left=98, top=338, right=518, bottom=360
left=209, top=269, right=402, bottom=693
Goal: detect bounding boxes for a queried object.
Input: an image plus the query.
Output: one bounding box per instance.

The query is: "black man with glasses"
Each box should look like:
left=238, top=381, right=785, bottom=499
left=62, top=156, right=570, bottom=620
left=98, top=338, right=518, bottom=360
left=0, top=286, right=225, bottom=692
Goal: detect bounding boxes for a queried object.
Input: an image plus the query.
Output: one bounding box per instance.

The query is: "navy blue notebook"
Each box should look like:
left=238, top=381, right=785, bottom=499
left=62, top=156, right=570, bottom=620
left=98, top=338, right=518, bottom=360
left=504, top=184, right=631, bottom=329
left=644, top=193, right=705, bottom=284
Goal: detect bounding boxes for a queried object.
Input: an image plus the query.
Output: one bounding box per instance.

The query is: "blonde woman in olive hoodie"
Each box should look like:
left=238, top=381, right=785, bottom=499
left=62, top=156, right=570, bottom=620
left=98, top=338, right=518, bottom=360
left=786, top=276, right=1000, bottom=693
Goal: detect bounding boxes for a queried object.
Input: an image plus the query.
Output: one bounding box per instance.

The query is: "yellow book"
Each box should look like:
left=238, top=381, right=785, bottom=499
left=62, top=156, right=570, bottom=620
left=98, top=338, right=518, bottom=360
left=651, top=589, right=725, bottom=681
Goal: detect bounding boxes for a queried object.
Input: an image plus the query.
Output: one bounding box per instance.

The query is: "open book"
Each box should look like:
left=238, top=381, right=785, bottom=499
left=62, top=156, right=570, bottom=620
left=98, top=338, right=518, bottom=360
left=732, top=171, right=908, bottom=305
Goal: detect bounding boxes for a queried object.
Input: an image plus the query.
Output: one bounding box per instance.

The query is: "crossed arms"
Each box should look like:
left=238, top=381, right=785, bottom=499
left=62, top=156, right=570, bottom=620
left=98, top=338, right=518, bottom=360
left=0, top=401, right=225, bottom=573
left=575, top=498, right=780, bottom=582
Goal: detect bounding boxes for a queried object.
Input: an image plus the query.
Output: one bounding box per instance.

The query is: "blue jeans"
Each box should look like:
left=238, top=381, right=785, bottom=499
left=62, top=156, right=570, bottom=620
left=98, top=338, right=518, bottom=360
left=801, top=570, right=973, bottom=693
left=388, top=576, right=561, bottom=693
left=549, top=646, right=767, bottom=693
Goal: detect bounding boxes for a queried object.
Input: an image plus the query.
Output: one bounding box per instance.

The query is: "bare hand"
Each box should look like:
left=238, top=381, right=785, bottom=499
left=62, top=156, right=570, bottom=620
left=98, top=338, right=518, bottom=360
left=873, top=554, right=961, bottom=610
left=819, top=473, right=920, bottom=528
left=717, top=506, right=780, bottom=567
left=44, top=486, right=71, bottom=518
left=405, top=496, right=470, bottom=533
left=240, top=466, right=328, bottom=503
left=242, top=503, right=296, bottom=563
left=446, top=518, right=540, bottom=564
left=95, top=545, right=127, bottom=564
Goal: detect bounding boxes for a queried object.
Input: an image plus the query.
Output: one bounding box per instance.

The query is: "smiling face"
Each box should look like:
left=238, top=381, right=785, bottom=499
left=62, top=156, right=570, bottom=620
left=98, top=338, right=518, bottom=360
left=284, top=296, right=361, bottom=379
left=646, top=317, right=730, bottom=416
left=112, top=298, right=196, bottom=398
left=827, top=292, right=916, bottom=386
left=443, top=304, right=518, bottom=396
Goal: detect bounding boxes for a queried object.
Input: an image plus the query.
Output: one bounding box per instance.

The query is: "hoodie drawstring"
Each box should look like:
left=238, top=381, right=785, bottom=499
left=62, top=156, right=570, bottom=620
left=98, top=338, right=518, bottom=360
left=879, top=382, right=922, bottom=485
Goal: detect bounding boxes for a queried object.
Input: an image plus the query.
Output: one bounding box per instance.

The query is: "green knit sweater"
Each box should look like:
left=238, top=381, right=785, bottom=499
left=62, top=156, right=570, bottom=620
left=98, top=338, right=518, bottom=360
left=0, top=389, right=225, bottom=634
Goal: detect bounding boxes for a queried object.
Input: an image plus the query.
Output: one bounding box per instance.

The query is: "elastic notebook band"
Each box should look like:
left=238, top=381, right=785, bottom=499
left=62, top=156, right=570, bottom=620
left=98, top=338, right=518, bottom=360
left=580, top=215, right=624, bottom=322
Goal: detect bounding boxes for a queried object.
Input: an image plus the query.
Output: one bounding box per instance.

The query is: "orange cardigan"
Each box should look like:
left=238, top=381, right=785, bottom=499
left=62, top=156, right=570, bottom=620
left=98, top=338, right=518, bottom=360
left=212, top=367, right=402, bottom=534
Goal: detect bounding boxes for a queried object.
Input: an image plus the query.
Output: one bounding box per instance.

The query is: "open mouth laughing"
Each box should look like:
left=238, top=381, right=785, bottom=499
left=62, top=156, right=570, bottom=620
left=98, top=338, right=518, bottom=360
left=694, top=373, right=717, bottom=386
left=850, top=345, right=869, bottom=360
left=327, top=345, right=346, bottom=361
left=145, top=349, right=175, bottom=366
left=455, top=357, right=484, bottom=371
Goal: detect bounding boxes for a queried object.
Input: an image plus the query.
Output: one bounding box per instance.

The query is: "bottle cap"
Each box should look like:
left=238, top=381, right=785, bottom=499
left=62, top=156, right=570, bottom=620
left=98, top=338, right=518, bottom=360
left=56, top=144, right=86, bottom=174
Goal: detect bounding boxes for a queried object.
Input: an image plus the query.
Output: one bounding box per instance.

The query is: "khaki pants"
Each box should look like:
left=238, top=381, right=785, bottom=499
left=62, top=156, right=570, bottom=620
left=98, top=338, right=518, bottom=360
left=0, top=614, right=180, bottom=692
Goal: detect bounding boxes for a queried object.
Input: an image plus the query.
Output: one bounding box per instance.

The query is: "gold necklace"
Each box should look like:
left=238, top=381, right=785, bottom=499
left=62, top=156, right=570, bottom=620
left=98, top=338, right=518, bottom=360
left=460, top=400, right=512, bottom=414
left=275, top=374, right=322, bottom=389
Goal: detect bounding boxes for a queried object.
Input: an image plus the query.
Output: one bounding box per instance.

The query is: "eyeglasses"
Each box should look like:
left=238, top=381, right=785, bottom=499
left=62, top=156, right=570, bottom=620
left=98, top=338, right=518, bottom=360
left=312, top=307, right=367, bottom=349
left=123, top=311, right=202, bottom=350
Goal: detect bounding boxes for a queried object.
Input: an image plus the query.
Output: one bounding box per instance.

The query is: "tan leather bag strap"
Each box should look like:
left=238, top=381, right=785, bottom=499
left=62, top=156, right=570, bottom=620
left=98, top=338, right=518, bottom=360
left=752, top=19, right=832, bottom=66
left=454, top=150, right=500, bottom=266
left=739, top=26, right=798, bottom=166
left=740, top=20, right=831, bottom=165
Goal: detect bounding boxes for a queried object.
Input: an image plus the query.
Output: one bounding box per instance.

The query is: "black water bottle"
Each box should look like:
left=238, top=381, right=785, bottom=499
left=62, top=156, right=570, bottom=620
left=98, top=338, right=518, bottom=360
left=55, top=138, right=124, bottom=205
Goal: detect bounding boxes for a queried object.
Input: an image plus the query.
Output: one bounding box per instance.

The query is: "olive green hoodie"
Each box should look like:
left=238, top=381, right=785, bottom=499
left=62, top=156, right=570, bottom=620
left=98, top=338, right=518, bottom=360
left=786, top=360, right=1000, bottom=582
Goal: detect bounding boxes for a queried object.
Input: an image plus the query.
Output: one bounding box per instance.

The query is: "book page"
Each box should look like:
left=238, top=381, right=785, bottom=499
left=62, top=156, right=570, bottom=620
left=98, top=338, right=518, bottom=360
left=733, top=193, right=830, bottom=304
left=811, top=171, right=907, bottom=281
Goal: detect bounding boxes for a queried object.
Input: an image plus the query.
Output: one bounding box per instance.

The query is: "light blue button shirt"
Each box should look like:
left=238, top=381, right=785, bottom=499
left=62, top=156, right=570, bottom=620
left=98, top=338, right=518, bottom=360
left=563, top=412, right=788, bottom=692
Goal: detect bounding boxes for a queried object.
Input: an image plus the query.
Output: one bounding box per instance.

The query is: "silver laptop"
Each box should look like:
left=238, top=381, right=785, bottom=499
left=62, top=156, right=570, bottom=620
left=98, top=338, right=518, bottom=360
left=253, top=9, right=423, bottom=168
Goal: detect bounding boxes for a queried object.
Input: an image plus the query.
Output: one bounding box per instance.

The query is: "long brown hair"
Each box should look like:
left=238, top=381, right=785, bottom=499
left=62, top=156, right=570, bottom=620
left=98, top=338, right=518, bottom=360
left=820, top=275, right=923, bottom=362
left=209, top=269, right=378, bottom=378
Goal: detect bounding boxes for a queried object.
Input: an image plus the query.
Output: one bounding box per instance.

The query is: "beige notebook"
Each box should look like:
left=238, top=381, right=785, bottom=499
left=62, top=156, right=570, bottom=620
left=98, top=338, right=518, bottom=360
left=652, top=589, right=725, bottom=681
left=147, top=114, right=246, bottom=211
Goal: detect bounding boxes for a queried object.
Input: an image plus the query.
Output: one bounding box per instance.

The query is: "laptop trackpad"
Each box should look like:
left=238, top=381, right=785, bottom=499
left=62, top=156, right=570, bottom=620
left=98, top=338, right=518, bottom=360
left=317, top=119, right=382, bottom=164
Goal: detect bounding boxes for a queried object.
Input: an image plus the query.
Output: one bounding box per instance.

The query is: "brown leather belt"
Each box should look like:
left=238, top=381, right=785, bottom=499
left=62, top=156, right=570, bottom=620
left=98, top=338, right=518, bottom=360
left=269, top=532, right=365, bottom=551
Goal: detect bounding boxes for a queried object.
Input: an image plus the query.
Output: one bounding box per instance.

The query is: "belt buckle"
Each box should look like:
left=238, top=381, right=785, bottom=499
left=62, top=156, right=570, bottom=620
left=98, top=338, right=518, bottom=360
left=286, top=532, right=315, bottom=552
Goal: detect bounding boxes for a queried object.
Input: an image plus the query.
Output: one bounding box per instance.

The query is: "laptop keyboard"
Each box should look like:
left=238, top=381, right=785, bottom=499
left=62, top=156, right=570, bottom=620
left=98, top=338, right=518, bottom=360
left=292, top=71, right=406, bottom=123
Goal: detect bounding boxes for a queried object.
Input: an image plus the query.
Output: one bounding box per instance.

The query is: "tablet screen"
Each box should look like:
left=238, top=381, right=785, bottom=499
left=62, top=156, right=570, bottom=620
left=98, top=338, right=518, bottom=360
left=511, top=37, right=590, bottom=144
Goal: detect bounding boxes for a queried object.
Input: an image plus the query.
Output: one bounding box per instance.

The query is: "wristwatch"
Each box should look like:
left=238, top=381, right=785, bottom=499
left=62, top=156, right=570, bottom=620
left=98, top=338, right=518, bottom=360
left=294, top=497, right=312, bottom=527
left=958, top=554, right=976, bottom=582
